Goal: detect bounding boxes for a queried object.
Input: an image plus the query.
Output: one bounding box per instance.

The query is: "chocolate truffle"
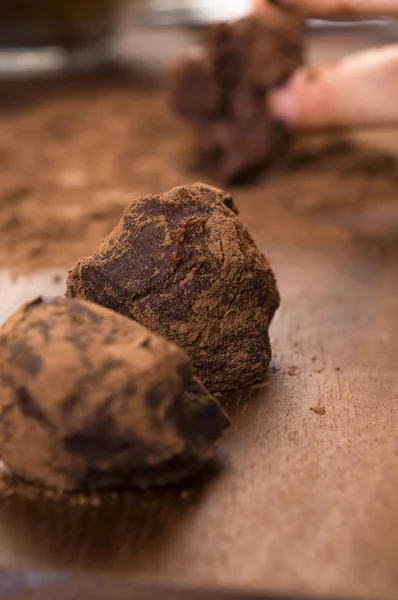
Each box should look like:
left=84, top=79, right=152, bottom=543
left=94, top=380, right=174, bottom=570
left=168, top=14, right=304, bottom=183
left=66, top=183, right=280, bottom=392
left=0, top=297, right=229, bottom=491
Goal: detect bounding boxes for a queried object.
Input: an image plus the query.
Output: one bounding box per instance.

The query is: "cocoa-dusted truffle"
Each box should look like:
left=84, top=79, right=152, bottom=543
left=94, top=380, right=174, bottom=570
left=0, top=297, right=229, bottom=491
left=66, top=183, right=280, bottom=392
left=168, top=14, right=303, bottom=183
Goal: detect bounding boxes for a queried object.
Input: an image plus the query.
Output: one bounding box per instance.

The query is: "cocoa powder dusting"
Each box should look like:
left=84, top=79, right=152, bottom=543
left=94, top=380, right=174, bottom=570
left=0, top=296, right=229, bottom=491
left=0, top=74, right=398, bottom=273
left=66, top=183, right=280, bottom=392
left=0, top=74, right=188, bottom=273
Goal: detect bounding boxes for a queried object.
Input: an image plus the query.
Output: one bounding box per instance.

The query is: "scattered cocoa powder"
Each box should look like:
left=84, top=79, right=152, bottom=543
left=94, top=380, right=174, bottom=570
left=168, top=14, right=304, bottom=183
left=66, top=183, right=280, bottom=392
left=277, top=138, right=398, bottom=215
left=0, top=73, right=188, bottom=273
left=0, top=296, right=229, bottom=491
left=0, top=74, right=398, bottom=274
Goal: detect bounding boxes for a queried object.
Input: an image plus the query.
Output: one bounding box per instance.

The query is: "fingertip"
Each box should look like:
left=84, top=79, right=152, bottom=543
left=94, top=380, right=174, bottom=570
left=269, top=67, right=337, bottom=129
left=268, top=88, right=295, bottom=125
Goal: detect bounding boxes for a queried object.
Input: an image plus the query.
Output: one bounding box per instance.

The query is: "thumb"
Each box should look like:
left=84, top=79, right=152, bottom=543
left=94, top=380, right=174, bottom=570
left=268, top=45, right=398, bottom=128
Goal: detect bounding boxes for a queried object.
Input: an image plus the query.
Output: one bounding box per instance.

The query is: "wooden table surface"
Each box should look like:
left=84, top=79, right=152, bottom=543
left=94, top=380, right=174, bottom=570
left=1, top=207, right=398, bottom=600
left=0, top=21, right=398, bottom=600
left=0, top=571, right=335, bottom=600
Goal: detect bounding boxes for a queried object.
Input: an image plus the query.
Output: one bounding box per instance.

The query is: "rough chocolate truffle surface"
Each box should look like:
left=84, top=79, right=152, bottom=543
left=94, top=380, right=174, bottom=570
left=0, top=297, right=229, bottom=491
left=168, top=15, right=303, bottom=183
left=66, top=183, right=280, bottom=392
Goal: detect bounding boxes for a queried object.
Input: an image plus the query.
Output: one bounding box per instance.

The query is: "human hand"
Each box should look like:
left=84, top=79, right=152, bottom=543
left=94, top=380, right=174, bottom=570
left=255, top=0, right=398, bottom=19
left=254, top=0, right=398, bottom=128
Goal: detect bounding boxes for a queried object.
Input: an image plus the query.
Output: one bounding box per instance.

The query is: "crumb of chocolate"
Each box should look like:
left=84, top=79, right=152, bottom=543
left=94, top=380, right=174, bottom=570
left=52, top=274, right=63, bottom=284
left=310, top=406, right=326, bottom=416
left=287, top=365, right=298, bottom=376
left=168, top=15, right=304, bottom=183
left=0, top=296, right=229, bottom=491
left=66, top=183, right=280, bottom=392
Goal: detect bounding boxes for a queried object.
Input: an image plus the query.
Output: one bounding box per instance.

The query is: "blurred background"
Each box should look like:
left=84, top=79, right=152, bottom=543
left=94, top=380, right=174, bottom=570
left=0, top=6, right=398, bottom=600
left=0, top=0, right=397, bottom=276
left=0, top=0, right=398, bottom=78
left=0, top=0, right=251, bottom=78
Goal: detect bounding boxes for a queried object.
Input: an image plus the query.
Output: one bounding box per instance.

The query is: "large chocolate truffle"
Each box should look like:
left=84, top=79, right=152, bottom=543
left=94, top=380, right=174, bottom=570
left=168, top=15, right=303, bottom=183
left=66, top=183, right=280, bottom=392
left=0, top=297, right=229, bottom=491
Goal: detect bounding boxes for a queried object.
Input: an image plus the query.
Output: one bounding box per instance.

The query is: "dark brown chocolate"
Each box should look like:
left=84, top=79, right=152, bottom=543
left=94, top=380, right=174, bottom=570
left=168, top=15, right=304, bottom=183
left=0, top=297, right=229, bottom=491
left=66, top=183, right=280, bottom=392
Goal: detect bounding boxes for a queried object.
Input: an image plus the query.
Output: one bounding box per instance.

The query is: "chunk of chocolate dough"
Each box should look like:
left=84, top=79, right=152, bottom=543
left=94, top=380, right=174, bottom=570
left=66, top=183, right=280, bottom=392
left=0, top=297, right=229, bottom=491
left=168, top=14, right=304, bottom=183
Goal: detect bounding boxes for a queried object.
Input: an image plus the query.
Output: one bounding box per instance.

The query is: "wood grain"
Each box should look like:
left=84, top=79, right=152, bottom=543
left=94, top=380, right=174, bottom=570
left=0, top=23, right=398, bottom=600
left=0, top=221, right=397, bottom=600
left=0, top=571, right=335, bottom=600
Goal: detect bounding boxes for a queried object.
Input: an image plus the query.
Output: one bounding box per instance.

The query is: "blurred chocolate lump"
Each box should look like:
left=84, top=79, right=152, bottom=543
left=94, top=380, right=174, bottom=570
left=168, top=14, right=304, bottom=183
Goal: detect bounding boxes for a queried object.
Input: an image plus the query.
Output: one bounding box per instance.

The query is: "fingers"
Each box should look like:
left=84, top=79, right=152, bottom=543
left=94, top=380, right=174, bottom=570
left=269, top=45, right=398, bottom=128
left=253, top=0, right=268, bottom=12
left=260, top=0, right=398, bottom=18
left=252, top=0, right=303, bottom=21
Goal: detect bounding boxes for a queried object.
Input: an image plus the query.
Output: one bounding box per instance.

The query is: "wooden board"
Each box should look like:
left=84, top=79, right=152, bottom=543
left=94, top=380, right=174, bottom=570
left=1, top=174, right=398, bottom=600
left=0, top=22, right=398, bottom=600
left=0, top=572, right=329, bottom=600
